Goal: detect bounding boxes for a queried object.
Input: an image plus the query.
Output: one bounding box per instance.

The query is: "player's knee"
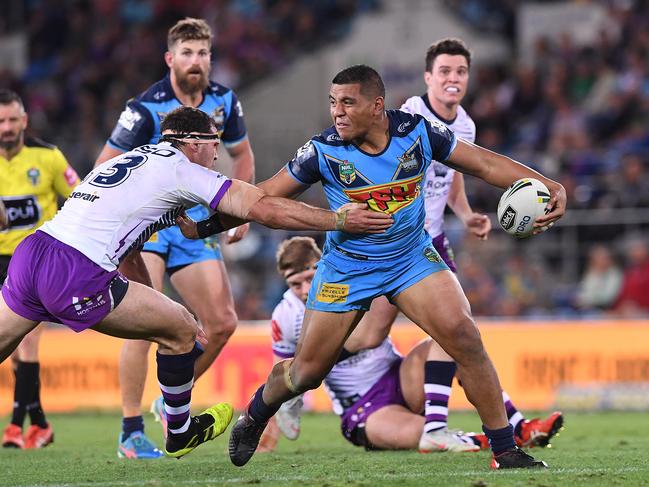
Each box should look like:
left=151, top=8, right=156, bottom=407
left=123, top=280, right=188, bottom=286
left=289, top=363, right=324, bottom=393
left=203, top=309, right=237, bottom=345
left=168, top=304, right=198, bottom=352
left=443, top=315, right=484, bottom=359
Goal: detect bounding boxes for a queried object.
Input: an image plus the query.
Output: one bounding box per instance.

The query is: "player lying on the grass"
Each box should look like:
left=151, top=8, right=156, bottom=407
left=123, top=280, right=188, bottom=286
left=224, top=64, right=565, bottom=470
left=253, top=237, right=563, bottom=453
left=0, top=106, right=392, bottom=459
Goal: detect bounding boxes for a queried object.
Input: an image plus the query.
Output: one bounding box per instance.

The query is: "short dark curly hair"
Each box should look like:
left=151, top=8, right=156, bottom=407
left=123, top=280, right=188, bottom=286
left=160, top=106, right=217, bottom=135
left=425, top=38, right=471, bottom=72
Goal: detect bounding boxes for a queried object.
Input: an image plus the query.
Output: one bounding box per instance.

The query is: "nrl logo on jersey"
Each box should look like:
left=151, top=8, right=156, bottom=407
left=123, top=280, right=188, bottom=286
left=344, top=174, right=422, bottom=215
left=339, top=161, right=356, bottom=184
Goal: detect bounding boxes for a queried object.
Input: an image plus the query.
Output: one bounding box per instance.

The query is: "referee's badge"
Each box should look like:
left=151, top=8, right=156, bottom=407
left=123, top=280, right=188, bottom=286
left=27, top=167, right=40, bottom=186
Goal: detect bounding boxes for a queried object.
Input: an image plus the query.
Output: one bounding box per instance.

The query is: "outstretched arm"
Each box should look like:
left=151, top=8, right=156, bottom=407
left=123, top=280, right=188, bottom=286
left=446, top=140, right=566, bottom=228
left=177, top=179, right=393, bottom=237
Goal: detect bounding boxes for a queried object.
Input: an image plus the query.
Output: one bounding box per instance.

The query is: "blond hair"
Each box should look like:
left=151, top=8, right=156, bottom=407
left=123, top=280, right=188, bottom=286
left=167, top=18, right=212, bottom=50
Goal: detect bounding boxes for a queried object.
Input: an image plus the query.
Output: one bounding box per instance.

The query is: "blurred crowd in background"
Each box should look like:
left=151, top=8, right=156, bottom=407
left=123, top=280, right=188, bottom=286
left=1, top=0, right=648, bottom=320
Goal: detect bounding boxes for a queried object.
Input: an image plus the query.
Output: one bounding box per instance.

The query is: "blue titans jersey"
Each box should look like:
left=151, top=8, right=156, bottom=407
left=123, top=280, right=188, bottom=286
left=106, top=74, right=247, bottom=220
left=286, top=110, right=456, bottom=260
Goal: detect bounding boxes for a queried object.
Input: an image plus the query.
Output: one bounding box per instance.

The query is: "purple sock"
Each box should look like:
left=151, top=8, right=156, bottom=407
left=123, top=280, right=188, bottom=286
left=423, top=361, right=456, bottom=433
left=502, top=391, right=524, bottom=436
left=156, top=343, right=202, bottom=436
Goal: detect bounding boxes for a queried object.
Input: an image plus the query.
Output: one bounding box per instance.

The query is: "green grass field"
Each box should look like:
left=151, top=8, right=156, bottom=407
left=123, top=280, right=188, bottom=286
left=2, top=410, right=648, bottom=486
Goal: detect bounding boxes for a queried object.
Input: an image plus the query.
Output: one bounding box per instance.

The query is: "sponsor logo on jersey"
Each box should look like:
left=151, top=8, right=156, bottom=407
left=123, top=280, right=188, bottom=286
left=72, top=294, right=106, bottom=316
left=397, top=121, right=411, bottom=133
left=424, top=246, right=441, bottom=263
left=117, top=107, right=142, bottom=131
left=432, top=162, right=449, bottom=177
left=1, top=195, right=40, bottom=229
left=326, top=133, right=342, bottom=143
left=153, top=91, right=166, bottom=100
left=339, top=161, right=356, bottom=184
left=500, top=205, right=517, bottom=230
left=70, top=191, right=100, bottom=202
left=64, top=166, right=79, bottom=187
left=429, top=118, right=451, bottom=136
left=271, top=319, right=282, bottom=343
left=27, top=167, right=40, bottom=186
left=344, top=175, right=422, bottom=215
left=316, top=283, right=349, bottom=303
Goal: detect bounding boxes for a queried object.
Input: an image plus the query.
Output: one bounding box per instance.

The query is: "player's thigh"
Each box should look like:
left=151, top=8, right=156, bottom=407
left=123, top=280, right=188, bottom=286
left=392, top=270, right=473, bottom=344
left=293, top=308, right=363, bottom=379
left=0, top=293, right=39, bottom=363
left=346, top=296, right=398, bottom=351
left=365, top=405, right=423, bottom=450
left=141, top=251, right=167, bottom=291
left=92, top=281, right=195, bottom=346
left=170, top=259, right=236, bottom=328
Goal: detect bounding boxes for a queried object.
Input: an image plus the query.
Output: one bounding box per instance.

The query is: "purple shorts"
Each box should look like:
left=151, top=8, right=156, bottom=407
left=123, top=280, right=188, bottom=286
left=340, top=358, right=406, bottom=448
left=2, top=231, right=129, bottom=332
left=432, top=233, right=457, bottom=273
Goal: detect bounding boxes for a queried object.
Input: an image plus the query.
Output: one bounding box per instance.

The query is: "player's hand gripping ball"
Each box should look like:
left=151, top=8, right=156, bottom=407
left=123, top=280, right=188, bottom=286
left=497, top=178, right=551, bottom=238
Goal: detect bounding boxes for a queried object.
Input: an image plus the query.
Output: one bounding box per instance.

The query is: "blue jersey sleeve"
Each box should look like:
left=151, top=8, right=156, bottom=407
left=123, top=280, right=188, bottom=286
left=425, top=118, right=457, bottom=162
left=221, top=91, right=248, bottom=145
left=107, top=100, right=155, bottom=151
left=285, top=141, right=321, bottom=185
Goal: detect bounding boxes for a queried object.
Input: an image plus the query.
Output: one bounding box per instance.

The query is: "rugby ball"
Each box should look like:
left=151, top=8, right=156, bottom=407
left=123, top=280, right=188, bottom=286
left=497, top=178, right=551, bottom=238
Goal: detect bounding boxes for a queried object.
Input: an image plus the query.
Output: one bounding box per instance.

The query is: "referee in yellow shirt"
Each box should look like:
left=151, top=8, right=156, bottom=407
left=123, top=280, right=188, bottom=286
left=0, top=89, right=79, bottom=449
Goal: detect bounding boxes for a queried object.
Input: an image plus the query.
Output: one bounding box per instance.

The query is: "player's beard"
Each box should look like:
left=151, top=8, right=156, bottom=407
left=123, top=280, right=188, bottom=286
left=175, top=66, right=209, bottom=95
left=0, top=128, right=23, bottom=151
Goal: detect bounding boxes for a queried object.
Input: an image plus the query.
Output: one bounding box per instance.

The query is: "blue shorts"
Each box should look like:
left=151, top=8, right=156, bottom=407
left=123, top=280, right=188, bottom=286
left=142, top=227, right=222, bottom=271
left=306, top=240, right=449, bottom=312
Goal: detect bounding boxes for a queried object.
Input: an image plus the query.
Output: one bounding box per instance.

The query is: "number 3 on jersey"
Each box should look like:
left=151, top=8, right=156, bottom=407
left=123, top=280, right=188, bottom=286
left=89, top=155, right=147, bottom=188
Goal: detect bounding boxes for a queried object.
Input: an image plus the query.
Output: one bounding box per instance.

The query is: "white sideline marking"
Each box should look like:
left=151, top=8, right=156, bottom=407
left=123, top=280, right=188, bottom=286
left=11, top=466, right=649, bottom=487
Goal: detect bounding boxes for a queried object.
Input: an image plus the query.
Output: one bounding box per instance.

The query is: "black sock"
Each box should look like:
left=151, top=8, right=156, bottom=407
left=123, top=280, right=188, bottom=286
left=121, top=416, right=145, bottom=442
left=11, top=361, right=39, bottom=428
left=482, top=424, right=515, bottom=455
left=248, top=385, right=280, bottom=424
left=24, top=362, right=47, bottom=428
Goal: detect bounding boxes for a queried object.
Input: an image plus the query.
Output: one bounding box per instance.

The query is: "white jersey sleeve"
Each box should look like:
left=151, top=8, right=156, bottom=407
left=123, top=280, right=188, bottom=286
left=39, top=142, right=231, bottom=271
left=270, top=290, right=305, bottom=359
left=400, top=96, right=476, bottom=238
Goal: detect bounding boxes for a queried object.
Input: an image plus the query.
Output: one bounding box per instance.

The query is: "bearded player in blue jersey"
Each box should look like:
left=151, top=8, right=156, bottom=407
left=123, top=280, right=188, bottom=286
left=222, top=65, right=566, bottom=470
left=94, top=18, right=254, bottom=459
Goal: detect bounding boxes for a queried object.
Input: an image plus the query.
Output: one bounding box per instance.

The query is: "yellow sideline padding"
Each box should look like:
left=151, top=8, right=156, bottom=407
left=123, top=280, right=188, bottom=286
left=1, top=321, right=648, bottom=414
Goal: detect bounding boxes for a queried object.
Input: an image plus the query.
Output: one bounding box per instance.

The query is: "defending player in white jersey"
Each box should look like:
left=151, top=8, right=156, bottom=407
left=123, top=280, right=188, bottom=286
left=0, top=106, right=392, bottom=460
left=373, top=38, right=562, bottom=449
left=257, top=237, right=484, bottom=453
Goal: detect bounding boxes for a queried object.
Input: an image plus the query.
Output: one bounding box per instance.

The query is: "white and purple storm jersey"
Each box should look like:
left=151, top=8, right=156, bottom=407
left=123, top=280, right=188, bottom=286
left=270, top=289, right=402, bottom=414
left=40, top=142, right=231, bottom=271
left=400, top=96, right=476, bottom=238
left=106, top=75, right=247, bottom=222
